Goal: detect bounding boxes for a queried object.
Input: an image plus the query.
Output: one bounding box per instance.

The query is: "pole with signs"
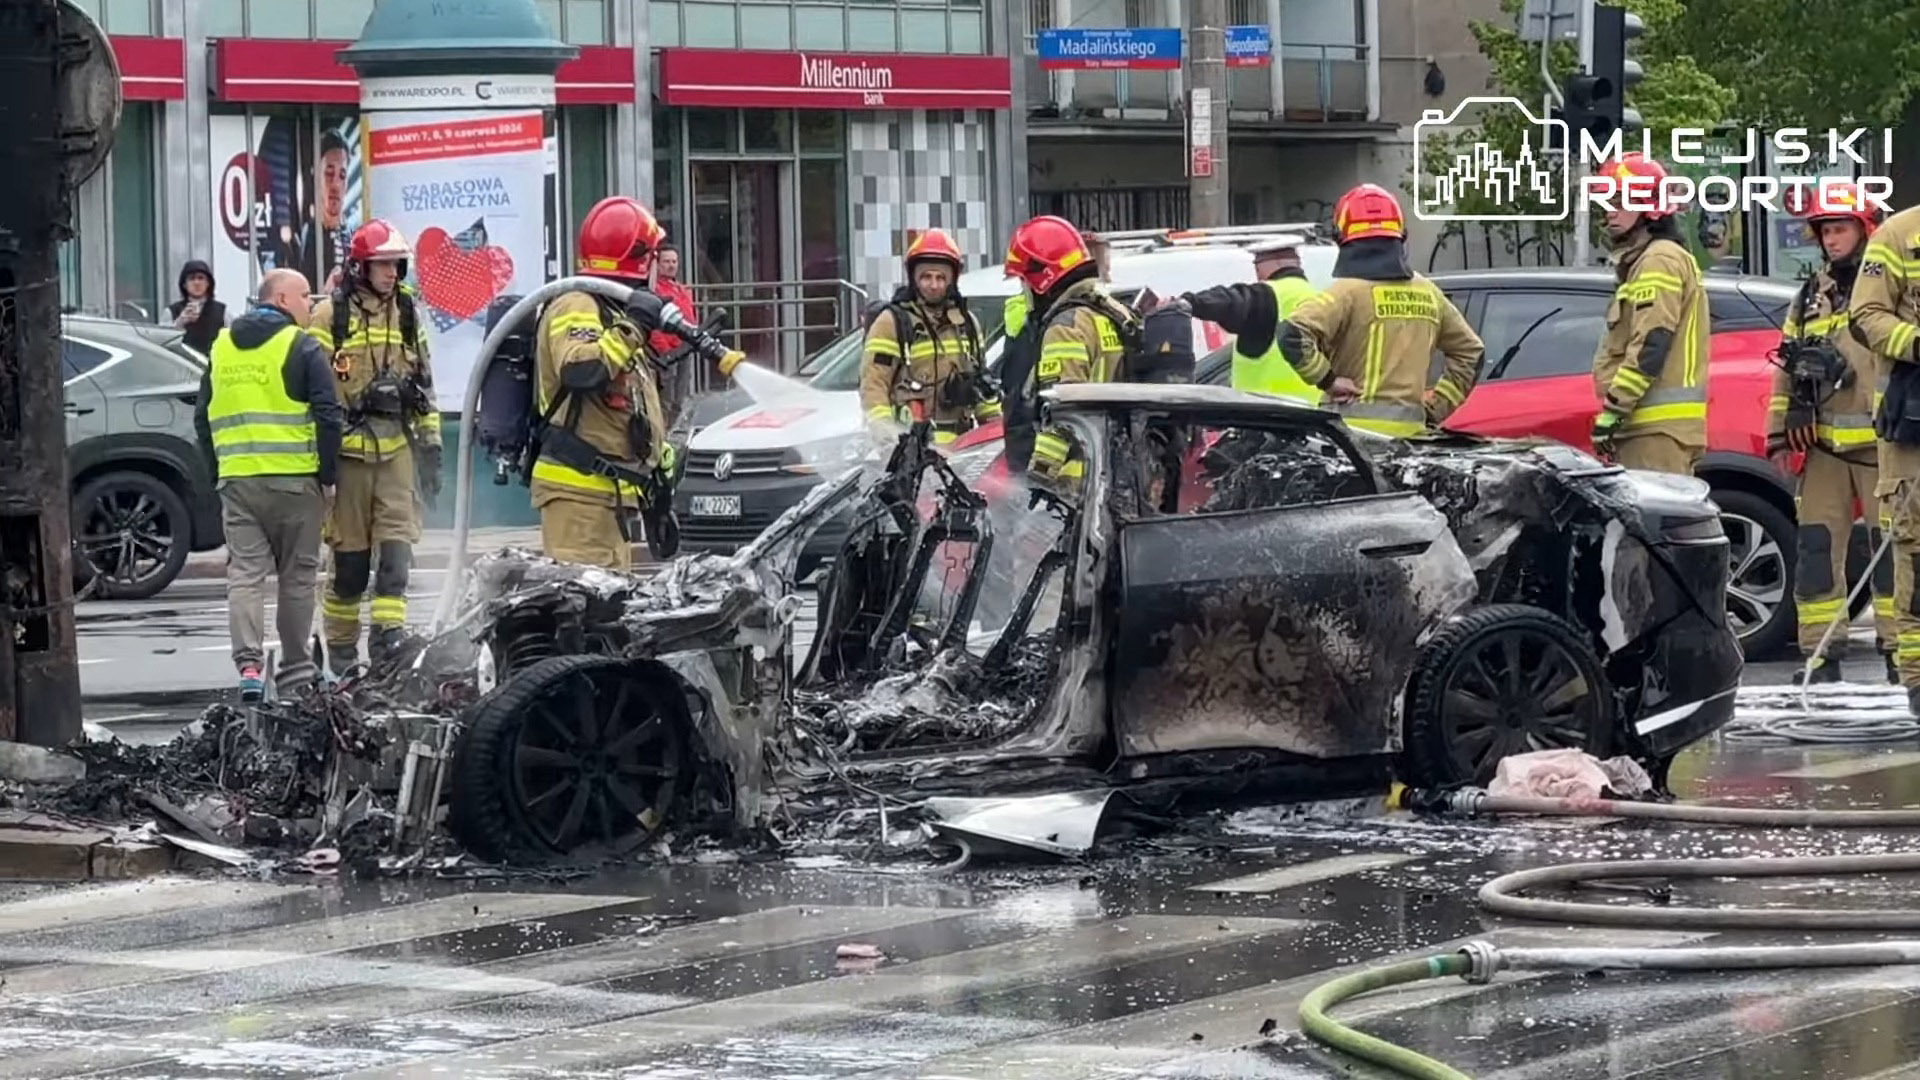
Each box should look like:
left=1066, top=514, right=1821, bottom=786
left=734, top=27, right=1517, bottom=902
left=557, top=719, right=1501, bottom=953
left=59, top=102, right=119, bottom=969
left=1187, top=0, right=1229, bottom=225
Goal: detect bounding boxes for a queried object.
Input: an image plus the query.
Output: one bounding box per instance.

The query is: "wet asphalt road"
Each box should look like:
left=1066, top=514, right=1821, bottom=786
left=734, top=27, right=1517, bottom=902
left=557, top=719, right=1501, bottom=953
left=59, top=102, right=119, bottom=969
left=40, top=593, right=1920, bottom=1077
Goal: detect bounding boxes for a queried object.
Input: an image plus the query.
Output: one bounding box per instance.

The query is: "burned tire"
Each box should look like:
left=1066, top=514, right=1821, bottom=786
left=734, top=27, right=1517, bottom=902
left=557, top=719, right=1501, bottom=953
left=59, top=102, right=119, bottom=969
left=1401, top=604, right=1616, bottom=789
left=448, top=654, right=692, bottom=866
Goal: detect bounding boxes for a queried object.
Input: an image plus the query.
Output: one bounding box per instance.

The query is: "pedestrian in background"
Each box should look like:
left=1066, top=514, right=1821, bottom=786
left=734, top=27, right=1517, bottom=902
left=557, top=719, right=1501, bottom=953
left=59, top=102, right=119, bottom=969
left=193, top=268, right=342, bottom=701
left=168, top=260, right=227, bottom=356
left=650, top=243, right=700, bottom=416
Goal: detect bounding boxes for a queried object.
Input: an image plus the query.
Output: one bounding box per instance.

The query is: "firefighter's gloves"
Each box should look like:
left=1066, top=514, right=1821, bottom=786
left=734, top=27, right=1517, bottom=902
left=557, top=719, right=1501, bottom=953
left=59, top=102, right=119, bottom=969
left=1591, top=407, right=1628, bottom=456
left=1326, top=376, right=1361, bottom=404
left=417, top=443, right=443, bottom=505
left=717, top=349, right=748, bottom=378
left=658, top=441, right=679, bottom=476
left=1783, top=424, right=1817, bottom=453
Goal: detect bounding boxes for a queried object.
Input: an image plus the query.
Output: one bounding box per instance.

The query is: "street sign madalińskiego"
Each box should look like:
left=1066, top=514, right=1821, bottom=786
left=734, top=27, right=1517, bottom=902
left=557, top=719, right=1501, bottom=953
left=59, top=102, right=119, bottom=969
left=1038, top=28, right=1181, bottom=71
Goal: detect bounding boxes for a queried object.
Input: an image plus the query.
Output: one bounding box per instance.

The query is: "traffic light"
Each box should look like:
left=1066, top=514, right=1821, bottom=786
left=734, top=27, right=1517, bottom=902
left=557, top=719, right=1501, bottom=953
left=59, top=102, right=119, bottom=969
left=1555, top=3, right=1642, bottom=149
left=1592, top=3, right=1643, bottom=134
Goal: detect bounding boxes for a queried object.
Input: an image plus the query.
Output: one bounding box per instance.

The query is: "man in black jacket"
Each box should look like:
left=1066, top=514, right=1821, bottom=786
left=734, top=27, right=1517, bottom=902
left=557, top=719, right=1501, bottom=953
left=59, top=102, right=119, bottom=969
left=168, top=259, right=227, bottom=356
left=193, top=268, right=343, bottom=699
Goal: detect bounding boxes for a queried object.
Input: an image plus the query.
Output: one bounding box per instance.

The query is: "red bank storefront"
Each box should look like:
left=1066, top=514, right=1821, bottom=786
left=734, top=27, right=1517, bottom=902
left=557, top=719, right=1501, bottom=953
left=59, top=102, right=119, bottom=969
left=651, top=48, right=1013, bottom=361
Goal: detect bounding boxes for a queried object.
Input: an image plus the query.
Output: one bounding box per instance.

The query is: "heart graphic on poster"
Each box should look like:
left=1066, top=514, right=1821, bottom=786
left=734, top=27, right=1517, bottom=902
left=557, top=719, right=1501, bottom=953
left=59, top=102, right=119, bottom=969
left=415, top=220, right=514, bottom=320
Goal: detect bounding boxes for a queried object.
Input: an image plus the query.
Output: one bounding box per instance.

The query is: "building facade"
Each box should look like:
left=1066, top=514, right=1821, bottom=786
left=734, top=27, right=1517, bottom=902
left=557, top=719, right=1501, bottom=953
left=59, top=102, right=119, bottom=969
left=65, top=0, right=1024, bottom=370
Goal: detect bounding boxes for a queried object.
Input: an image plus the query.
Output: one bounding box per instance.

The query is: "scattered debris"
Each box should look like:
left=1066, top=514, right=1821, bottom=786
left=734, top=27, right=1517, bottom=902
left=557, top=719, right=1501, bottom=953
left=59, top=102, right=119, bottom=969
left=0, top=740, right=85, bottom=784
left=1489, top=750, right=1654, bottom=801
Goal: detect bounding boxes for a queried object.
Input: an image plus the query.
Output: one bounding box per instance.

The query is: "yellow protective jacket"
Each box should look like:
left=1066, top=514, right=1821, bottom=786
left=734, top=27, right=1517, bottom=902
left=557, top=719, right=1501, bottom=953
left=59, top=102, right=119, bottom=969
left=1848, top=205, right=1920, bottom=496
left=1768, top=264, right=1880, bottom=458
left=1592, top=232, right=1709, bottom=449
left=1279, top=274, right=1483, bottom=435
left=859, top=298, right=1001, bottom=434
left=531, top=290, right=668, bottom=507
left=308, top=286, right=440, bottom=462
left=1029, top=277, right=1132, bottom=477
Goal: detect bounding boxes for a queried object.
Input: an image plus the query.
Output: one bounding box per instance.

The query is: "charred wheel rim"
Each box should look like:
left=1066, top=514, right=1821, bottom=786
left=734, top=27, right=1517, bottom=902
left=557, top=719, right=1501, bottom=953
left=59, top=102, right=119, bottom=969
left=509, top=663, right=687, bottom=855
left=77, top=484, right=177, bottom=590
left=1721, top=510, right=1786, bottom=643
left=1437, top=626, right=1603, bottom=780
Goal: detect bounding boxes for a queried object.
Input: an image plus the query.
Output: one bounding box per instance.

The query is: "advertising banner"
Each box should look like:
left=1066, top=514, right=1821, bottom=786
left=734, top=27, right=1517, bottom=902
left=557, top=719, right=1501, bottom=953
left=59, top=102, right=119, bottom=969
left=208, top=112, right=366, bottom=299
left=364, top=109, right=547, bottom=410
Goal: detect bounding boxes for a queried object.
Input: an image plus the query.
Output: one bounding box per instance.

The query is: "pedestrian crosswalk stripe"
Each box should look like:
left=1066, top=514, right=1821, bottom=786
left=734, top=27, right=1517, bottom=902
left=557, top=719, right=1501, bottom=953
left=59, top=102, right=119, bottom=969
left=0, top=891, right=637, bottom=999
left=1189, top=852, right=1416, bottom=893
left=0, top=879, right=297, bottom=937
left=1772, top=750, right=1920, bottom=779
left=331, top=913, right=1311, bottom=1079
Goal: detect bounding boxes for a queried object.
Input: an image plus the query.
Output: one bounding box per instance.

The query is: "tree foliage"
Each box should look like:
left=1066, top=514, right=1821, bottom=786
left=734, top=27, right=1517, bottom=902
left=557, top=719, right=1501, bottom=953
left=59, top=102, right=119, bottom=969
left=1669, top=0, right=1920, bottom=129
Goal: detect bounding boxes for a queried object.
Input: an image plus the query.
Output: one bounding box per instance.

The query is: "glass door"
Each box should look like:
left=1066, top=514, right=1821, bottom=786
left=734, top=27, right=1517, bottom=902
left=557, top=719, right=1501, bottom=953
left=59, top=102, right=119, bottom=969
left=691, top=161, right=788, bottom=375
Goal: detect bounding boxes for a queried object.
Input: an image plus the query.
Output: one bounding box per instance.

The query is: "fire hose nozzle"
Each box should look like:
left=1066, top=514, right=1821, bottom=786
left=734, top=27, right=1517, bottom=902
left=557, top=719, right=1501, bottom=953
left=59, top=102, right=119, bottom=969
left=1398, top=786, right=1485, bottom=816
left=1457, top=940, right=1504, bottom=985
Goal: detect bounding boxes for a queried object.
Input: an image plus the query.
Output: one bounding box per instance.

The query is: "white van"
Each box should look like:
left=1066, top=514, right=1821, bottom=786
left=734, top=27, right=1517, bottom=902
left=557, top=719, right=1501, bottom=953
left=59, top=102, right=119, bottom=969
left=673, top=227, right=1339, bottom=564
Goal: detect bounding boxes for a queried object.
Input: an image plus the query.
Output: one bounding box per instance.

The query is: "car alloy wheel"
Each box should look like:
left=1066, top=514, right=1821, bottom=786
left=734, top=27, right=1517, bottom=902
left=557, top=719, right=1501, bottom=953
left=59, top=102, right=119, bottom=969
left=1720, top=509, right=1788, bottom=647
left=72, top=470, right=191, bottom=600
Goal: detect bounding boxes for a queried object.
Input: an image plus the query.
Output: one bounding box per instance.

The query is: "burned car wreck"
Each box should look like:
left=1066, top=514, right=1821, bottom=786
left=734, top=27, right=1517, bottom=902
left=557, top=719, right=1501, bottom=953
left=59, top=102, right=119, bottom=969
left=401, top=383, right=1739, bottom=866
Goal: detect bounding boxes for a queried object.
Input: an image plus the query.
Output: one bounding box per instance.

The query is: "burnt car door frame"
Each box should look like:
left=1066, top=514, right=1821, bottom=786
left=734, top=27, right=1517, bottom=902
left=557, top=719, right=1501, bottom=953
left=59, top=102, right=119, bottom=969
left=1098, top=404, right=1478, bottom=761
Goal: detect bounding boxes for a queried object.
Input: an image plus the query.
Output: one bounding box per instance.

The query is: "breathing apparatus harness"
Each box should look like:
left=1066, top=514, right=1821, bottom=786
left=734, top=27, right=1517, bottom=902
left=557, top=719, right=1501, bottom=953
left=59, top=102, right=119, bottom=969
left=868, top=268, right=996, bottom=430
left=1779, top=271, right=1857, bottom=443
left=331, top=267, right=437, bottom=496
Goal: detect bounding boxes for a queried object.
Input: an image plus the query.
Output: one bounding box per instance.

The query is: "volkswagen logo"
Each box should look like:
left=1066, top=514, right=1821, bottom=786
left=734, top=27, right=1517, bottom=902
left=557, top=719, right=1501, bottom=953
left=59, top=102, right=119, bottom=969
left=712, top=452, right=735, bottom=481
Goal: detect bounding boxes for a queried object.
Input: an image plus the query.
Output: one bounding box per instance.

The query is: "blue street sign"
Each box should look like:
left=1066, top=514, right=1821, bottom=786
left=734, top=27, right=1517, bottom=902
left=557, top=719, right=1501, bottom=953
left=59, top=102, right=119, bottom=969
left=1037, top=27, right=1183, bottom=71
left=1226, top=24, right=1272, bottom=67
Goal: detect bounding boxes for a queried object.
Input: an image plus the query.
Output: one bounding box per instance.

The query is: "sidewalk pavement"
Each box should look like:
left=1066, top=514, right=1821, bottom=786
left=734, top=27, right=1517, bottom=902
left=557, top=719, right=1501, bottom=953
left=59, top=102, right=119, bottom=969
left=180, top=526, right=658, bottom=580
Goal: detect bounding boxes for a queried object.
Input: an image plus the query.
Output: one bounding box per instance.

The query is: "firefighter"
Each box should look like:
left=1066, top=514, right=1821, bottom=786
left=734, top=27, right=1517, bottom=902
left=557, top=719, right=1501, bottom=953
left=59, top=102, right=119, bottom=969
left=1589, top=153, right=1710, bottom=474
left=1266, top=184, right=1484, bottom=436
left=1770, top=183, right=1894, bottom=684
left=860, top=229, right=1001, bottom=446
left=1182, top=237, right=1323, bottom=400
left=1003, top=215, right=1133, bottom=483
left=309, top=220, right=440, bottom=672
left=534, top=195, right=744, bottom=570
left=1848, top=196, right=1920, bottom=710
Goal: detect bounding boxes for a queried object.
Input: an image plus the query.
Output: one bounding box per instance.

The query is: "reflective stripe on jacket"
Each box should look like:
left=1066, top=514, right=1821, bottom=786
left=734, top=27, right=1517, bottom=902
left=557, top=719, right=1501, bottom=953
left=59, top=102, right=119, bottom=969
left=1769, top=269, right=1878, bottom=455
left=207, top=324, right=318, bottom=478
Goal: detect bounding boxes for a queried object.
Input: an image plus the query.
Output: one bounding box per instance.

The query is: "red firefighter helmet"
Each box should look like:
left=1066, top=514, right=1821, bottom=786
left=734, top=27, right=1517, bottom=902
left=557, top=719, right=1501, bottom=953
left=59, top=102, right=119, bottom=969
left=906, top=229, right=964, bottom=274
left=577, top=196, right=666, bottom=280
left=1331, top=184, right=1406, bottom=244
left=1602, top=153, right=1679, bottom=218
left=349, top=219, right=412, bottom=264
left=1802, top=180, right=1882, bottom=232
left=1003, top=215, right=1091, bottom=294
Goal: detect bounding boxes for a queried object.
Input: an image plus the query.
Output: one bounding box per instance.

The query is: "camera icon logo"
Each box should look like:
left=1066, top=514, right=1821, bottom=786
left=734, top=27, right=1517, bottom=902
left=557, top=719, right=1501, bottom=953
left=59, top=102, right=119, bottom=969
left=1414, top=97, right=1571, bottom=223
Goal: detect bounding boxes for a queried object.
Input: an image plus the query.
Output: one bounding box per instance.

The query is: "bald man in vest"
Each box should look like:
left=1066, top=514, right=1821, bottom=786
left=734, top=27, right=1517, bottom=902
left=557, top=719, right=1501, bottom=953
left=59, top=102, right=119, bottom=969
left=194, top=269, right=343, bottom=700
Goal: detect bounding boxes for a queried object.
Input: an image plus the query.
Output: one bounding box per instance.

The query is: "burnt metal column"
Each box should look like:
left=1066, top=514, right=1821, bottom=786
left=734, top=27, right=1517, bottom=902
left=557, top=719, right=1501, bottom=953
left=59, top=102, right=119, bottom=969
left=0, top=0, right=116, bottom=747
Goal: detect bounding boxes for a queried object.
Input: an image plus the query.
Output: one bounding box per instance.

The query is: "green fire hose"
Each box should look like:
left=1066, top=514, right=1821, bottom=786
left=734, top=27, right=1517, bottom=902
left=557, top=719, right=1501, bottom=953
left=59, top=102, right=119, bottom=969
left=1297, top=953, right=1474, bottom=1080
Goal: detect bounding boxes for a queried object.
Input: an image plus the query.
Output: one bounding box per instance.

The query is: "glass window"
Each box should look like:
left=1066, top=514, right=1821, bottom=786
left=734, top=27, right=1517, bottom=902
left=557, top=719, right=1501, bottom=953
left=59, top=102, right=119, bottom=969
left=104, top=0, right=153, bottom=34
left=1710, top=287, right=1792, bottom=333
left=58, top=239, right=81, bottom=313
left=848, top=8, right=897, bottom=50
left=69, top=0, right=101, bottom=17
left=109, top=105, right=159, bottom=325
left=247, top=0, right=311, bottom=37
left=794, top=5, right=845, bottom=49
left=742, top=110, right=793, bottom=154
left=686, top=108, right=738, bottom=154
left=63, top=339, right=112, bottom=380
left=682, top=2, right=737, bottom=47
left=566, top=108, right=611, bottom=247
left=950, top=10, right=984, bottom=52
left=798, top=158, right=847, bottom=355
left=203, top=0, right=246, bottom=36
left=314, top=0, right=375, bottom=38
left=536, top=0, right=563, bottom=35
left=797, top=111, right=844, bottom=154
left=564, top=0, right=608, bottom=43
left=90, top=344, right=201, bottom=394
left=650, top=1, right=682, bottom=46
left=739, top=3, right=792, bottom=48
left=1477, top=289, right=1611, bottom=381
left=900, top=9, right=948, bottom=52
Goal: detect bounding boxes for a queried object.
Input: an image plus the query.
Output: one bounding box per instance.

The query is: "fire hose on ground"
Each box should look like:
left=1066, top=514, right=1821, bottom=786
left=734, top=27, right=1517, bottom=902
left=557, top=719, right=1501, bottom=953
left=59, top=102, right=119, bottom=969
left=1299, top=787, right=1920, bottom=1076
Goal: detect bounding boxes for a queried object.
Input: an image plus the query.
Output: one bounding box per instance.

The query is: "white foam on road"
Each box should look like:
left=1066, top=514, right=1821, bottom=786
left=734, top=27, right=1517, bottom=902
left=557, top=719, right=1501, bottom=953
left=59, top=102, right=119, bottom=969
left=1188, top=852, right=1415, bottom=893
